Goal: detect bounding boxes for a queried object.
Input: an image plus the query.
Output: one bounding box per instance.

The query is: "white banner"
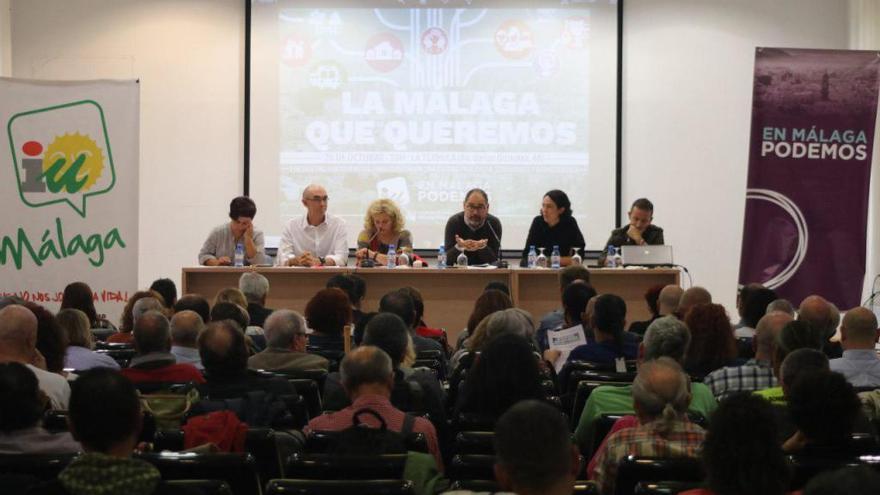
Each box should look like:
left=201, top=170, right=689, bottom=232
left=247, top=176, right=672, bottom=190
left=0, top=78, right=139, bottom=321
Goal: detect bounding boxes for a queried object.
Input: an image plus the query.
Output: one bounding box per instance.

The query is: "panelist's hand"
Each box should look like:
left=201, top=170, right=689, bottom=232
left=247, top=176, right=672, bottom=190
left=543, top=349, right=562, bottom=364
left=355, top=247, right=370, bottom=261
left=286, top=253, right=309, bottom=266
left=302, top=253, right=322, bottom=267
left=216, top=256, right=232, bottom=266
left=455, top=235, right=488, bottom=252
left=324, top=258, right=337, bottom=266
left=244, top=223, right=254, bottom=241
left=626, top=225, right=645, bottom=245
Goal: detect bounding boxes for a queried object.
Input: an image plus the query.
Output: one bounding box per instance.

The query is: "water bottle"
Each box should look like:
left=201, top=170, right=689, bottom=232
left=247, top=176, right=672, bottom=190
left=571, top=248, right=583, bottom=266
left=613, top=247, right=623, bottom=268
left=397, top=249, right=410, bottom=267
left=437, top=245, right=447, bottom=269
left=527, top=245, right=537, bottom=268
left=456, top=250, right=468, bottom=268
left=386, top=244, right=397, bottom=269
left=234, top=242, right=244, bottom=267
left=536, top=248, right=547, bottom=268
left=551, top=245, right=561, bottom=269
left=605, top=246, right=617, bottom=268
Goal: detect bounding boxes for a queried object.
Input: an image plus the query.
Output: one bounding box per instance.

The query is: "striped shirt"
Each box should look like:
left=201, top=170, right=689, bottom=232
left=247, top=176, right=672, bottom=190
left=703, top=359, right=776, bottom=400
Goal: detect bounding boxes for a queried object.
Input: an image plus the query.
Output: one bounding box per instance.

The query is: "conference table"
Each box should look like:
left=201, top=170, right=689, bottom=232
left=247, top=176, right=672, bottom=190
left=182, top=266, right=680, bottom=343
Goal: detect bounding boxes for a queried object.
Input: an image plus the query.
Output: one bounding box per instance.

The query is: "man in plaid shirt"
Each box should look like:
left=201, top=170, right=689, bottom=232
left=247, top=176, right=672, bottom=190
left=703, top=311, right=792, bottom=400
left=592, top=358, right=706, bottom=495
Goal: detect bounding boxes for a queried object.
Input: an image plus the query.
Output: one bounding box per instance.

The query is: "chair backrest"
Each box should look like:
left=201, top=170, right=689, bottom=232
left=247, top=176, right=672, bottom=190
left=285, top=453, right=408, bottom=480
left=454, top=431, right=495, bottom=455
left=614, top=456, right=704, bottom=495
left=0, top=453, right=77, bottom=480
left=95, top=348, right=137, bottom=367
left=787, top=453, right=880, bottom=490
left=591, top=414, right=627, bottom=454
left=570, top=375, right=635, bottom=430
left=265, top=479, right=414, bottom=495
left=165, top=479, right=234, bottom=495
left=287, top=378, right=323, bottom=420
left=43, top=410, right=70, bottom=433
left=136, top=452, right=261, bottom=495
left=154, top=428, right=282, bottom=482
left=448, top=454, right=496, bottom=481
left=633, top=481, right=702, bottom=495
left=451, top=412, right=497, bottom=434
left=306, top=430, right=429, bottom=454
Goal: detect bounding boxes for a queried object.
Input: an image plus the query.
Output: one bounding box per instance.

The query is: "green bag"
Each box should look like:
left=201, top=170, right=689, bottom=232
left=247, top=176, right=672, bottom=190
left=139, top=387, right=200, bottom=430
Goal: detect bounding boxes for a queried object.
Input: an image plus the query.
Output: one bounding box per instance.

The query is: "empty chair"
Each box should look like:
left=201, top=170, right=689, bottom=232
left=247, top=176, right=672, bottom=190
left=448, top=454, right=496, bottom=482
left=285, top=453, right=408, bottom=480
left=614, top=457, right=704, bottom=495
left=570, top=371, right=636, bottom=430
left=305, top=430, right=428, bottom=454
left=153, top=428, right=283, bottom=481
left=136, top=452, right=261, bottom=495
left=454, top=431, right=495, bottom=456
left=265, top=479, right=414, bottom=495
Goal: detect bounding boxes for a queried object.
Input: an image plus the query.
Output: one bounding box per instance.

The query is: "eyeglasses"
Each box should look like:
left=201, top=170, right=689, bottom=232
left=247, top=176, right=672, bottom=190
left=306, top=196, right=329, bottom=203
left=465, top=203, right=487, bottom=211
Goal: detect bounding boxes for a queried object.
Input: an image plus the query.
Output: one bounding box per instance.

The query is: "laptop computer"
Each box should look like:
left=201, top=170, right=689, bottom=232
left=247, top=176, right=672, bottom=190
left=621, top=245, right=674, bottom=267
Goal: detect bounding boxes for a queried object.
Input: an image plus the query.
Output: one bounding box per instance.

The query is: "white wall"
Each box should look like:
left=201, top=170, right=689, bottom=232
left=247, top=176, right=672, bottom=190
left=9, top=0, right=244, bottom=292
left=622, top=0, right=851, bottom=314
left=0, top=0, right=10, bottom=76
left=8, top=0, right=877, bottom=318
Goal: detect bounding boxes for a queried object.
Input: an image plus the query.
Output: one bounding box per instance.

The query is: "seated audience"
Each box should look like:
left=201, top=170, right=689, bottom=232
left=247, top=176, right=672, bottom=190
left=798, top=295, right=840, bottom=357
left=783, top=369, right=862, bottom=454
left=401, top=286, right=445, bottom=342
left=657, top=285, right=684, bottom=319
left=483, top=281, right=511, bottom=296
left=248, top=309, right=329, bottom=372
left=592, top=358, right=706, bottom=495
left=757, top=348, right=829, bottom=405
left=149, top=277, right=178, bottom=308
left=109, top=291, right=164, bottom=344
left=169, top=310, right=205, bottom=370
left=682, top=303, right=738, bottom=378
left=60, top=281, right=116, bottom=331
left=120, top=310, right=204, bottom=384
left=454, top=288, right=513, bottom=352
left=829, top=307, right=880, bottom=388
left=678, top=286, right=712, bottom=319
left=305, top=346, right=443, bottom=468
left=0, top=304, right=69, bottom=409
left=680, top=393, right=789, bottom=495
left=733, top=283, right=763, bottom=330
left=564, top=294, right=640, bottom=366
left=58, top=308, right=120, bottom=371
left=30, top=369, right=190, bottom=495
left=28, top=303, right=70, bottom=376
left=627, top=284, right=665, bottom=336
left=465, top=308, right=536, bottom=355
left=767, top=298, right=796, bottom=316
left=326, top=274, right=364, bottom=342
left=210, top=301, right=249, bottom=330
left=213, top=287, right=249, bottom=310
left=379, top=289, right=445, bottom=357
left=173, top=294, right=211, bottom=323
left=239, top=272, right=273, bottom=328
left=704, top=311, right=792, bottom=400
left=0, top=362, right=81, bottom=454
left=536, top=265, right=592, bottom=346
left=574, top=316, right=717, bottom=455
left=734, top=286, right=777, bottom=339
left=804, top=466, right=880, bottom=495
left=538, top=282, right=596, bottom=352
left=457, top=333, right=545, bottom=418
left=755, top=321, right=826, bottom=404
left=305, top=288, right=352, bottom=352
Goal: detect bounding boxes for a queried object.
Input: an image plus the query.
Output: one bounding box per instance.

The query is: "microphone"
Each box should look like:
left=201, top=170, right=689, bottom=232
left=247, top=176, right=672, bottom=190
left=485, top=219, right=507, bottom=268
left=358, top=230, right=380, bottom=268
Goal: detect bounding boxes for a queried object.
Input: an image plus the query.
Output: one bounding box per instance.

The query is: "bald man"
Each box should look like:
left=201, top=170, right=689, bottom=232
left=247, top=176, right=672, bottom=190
left=0, top=305, right=70, bottom=409
left=830, top=308, right=880, bottom=388
left=798, top=295, right=842, bottom=358
left=170, top=310, right=205, bottom=370
left=657, top=285, right=684, bottom=318
left=276, top=183, right=348, bottom=267
left=678, top=286, right=712, bottom=319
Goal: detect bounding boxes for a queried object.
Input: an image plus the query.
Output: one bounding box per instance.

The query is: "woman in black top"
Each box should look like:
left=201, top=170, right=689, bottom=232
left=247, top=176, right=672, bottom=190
left=520, top=190, right=586, bottom=267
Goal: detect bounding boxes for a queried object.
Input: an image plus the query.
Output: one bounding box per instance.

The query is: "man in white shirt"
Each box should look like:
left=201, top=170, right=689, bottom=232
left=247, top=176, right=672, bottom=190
left=276, top=184, right=348, bottom=267
left=830, top=307, right=880, bottom=388
left=0, top=304, right=70, bottom=409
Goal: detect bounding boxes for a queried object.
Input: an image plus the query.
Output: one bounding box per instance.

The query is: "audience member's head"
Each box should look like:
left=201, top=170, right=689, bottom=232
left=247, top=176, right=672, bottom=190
left=378, top=289, right=417, bottom=329
left=340, top=346, right=394, bottom=397
left=26, top=303, right=68, bottom=373
left=741, top=287, right=779, bottom=329
left=788, top=370, right=860, bottom=447
left=57, top=308, right=93, bottom=350
left=173, top=294, right=211, bottom=323
left=591, top=294, right=627, bottom=349
left=363, top=313, right=411, bottom=368
left=210, top=301, right=250, bottom=330
left=766, top=299, right=796, bottom=317
left=149, top=278, right=178, bottom=308
left=493, top=400, right=578, bottom=495
left=773, top=320, right=824, bottom=378
left=804, top=466, right=880, bottom=495
left=562, top=283, right=597, bottom=327
left=642, top=284, right=665, bottom=319
left=306, top=288, right=353, bottom=336
left=120, top=290, right=164, bottom=332
left=326, top=274, right=358, bottom=308
left=683, top=303, right=737, bottom=376
left=631, top=357, right=691, bottom=431
left=798, top=295, right=836, bottom=341
left=737, top=283, right=765, bottom=318
left=68, top=368, right=142, bottom=455
left=642, top=316, right=691, bottom=363
left=239, top=272, right=270, bottom=305
left=132, top=310, right=172, bottom=355
left=466, top=289, right=513, bottom=333
left=839, top=307, right=878, bottom=351
left=349, top=275, right=366, bottom=309
left=483, top=281, right=511, bottom=297
left=0, top=362, right=45, bottom=432
left=213, top=287, right=248, bottom=310
left=558, top=264, right=590, bottom=291
left=461, top=333, right=543, bottom=417
left=467, top=308, right=535, bottom=353
left=678, top=286, right=712, bottom=319
left=657, top=285, right=684, bottom=316
left=779, top=348, right=829, bottom=395
left=399, top=287, right=427, bottom=326
left=0, top=304, right=38, bottom=362
left=263, top=309, right=307, bottom=352
left=754, top=311, right=794, bottom=361
left=199, top=320, right=249, bottom=379
left=170, top=310, right=205, bottom=349
left=701, top=393, right=788, bottom=495
left=60, top=281, right=99, bottom=325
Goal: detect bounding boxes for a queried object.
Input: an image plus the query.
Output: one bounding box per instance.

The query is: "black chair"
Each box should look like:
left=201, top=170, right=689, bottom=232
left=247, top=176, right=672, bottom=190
left=614, top=457, right=704, bottom=495
left=448, top=454, right=496, bottom=481
left=265, top=479, right=414, bottom=495
left=267, top=369, right=329, bottom=393
left=633, top=481, right=702, bottom=495
left=285, top=453, right=408, bottom=480
left=788, top=452, right=880, bottom=490
left=591, top=414, right=628, bottom=455
left=449, top=480, right=499, bottom=492
left=153, top=428, right=283, bottom=481
left=287, top=378, right=322, bottom=420
left=570, top=371, right=636, bottom=430
left=0, top=453, right=77, bottom=482
left=43, top=410, right=69, bottom=433
left=450, top=413, right=496, bottom=434
left=0, top=474, right=41, bottom=494
left=95, top=348, right=137, bottom=367
left=307, top=348, right=345, bottom=372
left=454, top=431, right=495, bottom=455
left=136, top=452, right=261, bottom=495
left=305, top=430, right=428, bottom=454
left=165, top=479, right=234, bottom=495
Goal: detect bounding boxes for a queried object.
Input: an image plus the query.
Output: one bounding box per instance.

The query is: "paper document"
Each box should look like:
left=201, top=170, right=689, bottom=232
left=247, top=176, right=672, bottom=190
left=548, top=324, right=587, bottom=373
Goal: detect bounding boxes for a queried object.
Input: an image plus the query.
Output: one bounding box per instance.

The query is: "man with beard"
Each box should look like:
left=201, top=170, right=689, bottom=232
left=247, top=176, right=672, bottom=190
left=443, top=188, right=503, bottom=266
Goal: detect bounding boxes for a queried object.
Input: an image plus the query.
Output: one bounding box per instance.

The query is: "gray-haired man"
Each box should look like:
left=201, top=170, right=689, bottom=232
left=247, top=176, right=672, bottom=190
left=248, top=309, right=329, bottom=372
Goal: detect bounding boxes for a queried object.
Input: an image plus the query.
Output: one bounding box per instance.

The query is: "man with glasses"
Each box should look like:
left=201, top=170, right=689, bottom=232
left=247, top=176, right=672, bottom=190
left=443, top=188, right=502, bottom=266
left=276, top=184, right=348, bottom=266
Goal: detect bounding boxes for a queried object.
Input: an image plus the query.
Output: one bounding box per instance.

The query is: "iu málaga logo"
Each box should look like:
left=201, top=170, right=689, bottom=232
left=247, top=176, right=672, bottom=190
left=7, top=100, right=116, bottom=218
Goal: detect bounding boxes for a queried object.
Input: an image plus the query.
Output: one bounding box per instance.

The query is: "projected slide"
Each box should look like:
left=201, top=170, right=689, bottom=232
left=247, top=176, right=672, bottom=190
left=250, top=1, right=618, bottom=251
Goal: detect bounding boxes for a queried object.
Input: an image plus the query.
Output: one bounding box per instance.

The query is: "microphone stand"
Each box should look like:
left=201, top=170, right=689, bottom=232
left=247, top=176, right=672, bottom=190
left=486, top=219, right=508, bottom=268
left=358, top=230, right=380, bottom=268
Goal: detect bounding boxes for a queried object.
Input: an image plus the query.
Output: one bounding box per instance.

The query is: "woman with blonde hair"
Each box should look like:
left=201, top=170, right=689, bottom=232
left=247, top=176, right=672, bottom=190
left=58, top=309, right=120, bottom=371
left=355, top=198, right=413, bottom=266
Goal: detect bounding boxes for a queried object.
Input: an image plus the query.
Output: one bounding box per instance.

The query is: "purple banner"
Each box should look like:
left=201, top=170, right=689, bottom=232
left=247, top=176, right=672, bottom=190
left=739, top=48, right=880, bottom=308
